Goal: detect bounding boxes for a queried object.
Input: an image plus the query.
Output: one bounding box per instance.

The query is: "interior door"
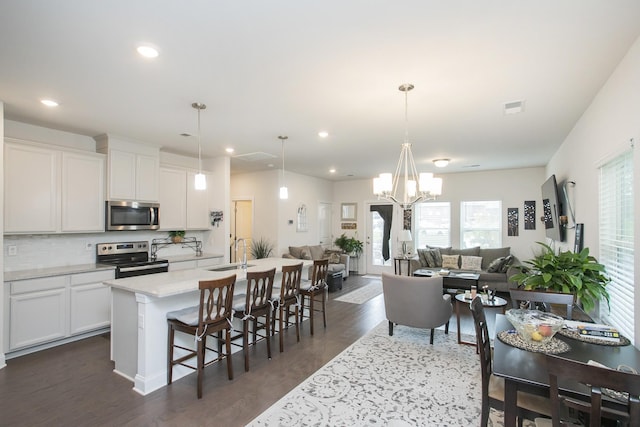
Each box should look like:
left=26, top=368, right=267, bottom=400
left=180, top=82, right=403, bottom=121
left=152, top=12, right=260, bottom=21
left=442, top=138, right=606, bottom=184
left=232, top=199, right=253, bottom=262
left=318, top=202, right=332, bottom=248
left=366, top=202, right=394, bottom=275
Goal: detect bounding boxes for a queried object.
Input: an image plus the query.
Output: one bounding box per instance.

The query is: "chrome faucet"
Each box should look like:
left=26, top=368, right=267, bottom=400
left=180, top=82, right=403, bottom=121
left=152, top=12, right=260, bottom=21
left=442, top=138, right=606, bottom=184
left=235, top=238, right=247, bottom=269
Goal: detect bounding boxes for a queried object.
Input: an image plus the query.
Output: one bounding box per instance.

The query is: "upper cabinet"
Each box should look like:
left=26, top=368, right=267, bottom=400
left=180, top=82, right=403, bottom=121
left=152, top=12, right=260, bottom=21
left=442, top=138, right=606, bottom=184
left=95, top=134, right=159, bottom=202
left=159, top=166, right=211, bottom=230
left=4, top=139, right=105, bottom=234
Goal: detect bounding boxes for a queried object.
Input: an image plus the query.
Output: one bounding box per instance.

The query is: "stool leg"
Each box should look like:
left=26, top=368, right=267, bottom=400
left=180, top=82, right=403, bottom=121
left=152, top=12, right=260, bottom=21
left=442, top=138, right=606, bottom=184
left=322, top=289, right=327, bottom=328
left=167, top=324, right=174, bottom=385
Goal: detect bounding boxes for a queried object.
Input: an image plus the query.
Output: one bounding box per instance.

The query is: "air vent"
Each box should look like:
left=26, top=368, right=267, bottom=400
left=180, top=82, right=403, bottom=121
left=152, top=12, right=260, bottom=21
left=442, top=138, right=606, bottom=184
left=233, top=152, right=277, bottom=162
left=503, top=100, right=525, bottom=115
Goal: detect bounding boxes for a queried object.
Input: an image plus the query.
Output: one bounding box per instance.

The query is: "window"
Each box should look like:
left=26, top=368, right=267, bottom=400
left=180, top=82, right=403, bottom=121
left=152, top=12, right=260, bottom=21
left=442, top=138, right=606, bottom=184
left=414, top=202, right=450, bottom=248
left=599, top=150, right=634, bottom=343
left=460, top=201, right=502, bottom=248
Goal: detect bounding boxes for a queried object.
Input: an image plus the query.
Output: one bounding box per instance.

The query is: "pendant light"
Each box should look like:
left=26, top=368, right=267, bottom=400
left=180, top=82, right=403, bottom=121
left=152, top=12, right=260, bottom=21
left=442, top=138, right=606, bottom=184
left=278, top=135, right=288, bottom=199
left=192, top=102, right=207, bottom=190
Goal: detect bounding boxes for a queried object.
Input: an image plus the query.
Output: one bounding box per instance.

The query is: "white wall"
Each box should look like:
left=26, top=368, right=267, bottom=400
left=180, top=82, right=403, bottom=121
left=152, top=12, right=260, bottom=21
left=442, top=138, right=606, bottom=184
left=1, top=101, right=5, bottom=369
left=333, top=167, right=547, bottom=264
left=546, top=34, right=640, bottom=342
left=231, top=169, right=333, bottom=256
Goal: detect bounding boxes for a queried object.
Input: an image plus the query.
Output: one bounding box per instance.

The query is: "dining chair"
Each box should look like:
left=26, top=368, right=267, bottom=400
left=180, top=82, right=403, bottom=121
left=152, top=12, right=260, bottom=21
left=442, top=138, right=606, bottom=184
left=509, top=289, right=575, bottom=320
left=272, top=262, right=303, bottom=352
left=166, top=274, right=236, bottom=399
left=381, top=272, right=451, bottom=344
left=299, top=259, right=329, bottom=335
left=232, top=268, right=276, bottom=372
left=469, top=297, right=551, bottom=427
left=534, top=354, right=640, bottom=427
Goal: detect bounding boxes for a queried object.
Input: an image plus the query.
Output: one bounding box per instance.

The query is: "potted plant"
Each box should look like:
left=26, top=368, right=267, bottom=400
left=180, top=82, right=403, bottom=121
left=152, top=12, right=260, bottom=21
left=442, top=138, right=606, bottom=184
left=250, top=237, right=274, bottom=259
left=334, top=233, right=364, bottom=257
left=168, top=230, right=186, bottom=243
left=509, top=242, right=610, bottom=313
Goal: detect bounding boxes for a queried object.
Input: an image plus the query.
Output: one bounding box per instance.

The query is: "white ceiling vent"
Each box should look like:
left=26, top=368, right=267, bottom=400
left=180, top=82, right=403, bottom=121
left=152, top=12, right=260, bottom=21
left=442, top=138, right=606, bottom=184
left=503, top=100, right=525, bottom=115
left=233, top=152, right=277, bottom=162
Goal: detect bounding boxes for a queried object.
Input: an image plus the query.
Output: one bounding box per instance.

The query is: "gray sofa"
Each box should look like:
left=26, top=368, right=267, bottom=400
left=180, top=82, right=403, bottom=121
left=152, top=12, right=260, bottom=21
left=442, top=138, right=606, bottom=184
left=283, top=245, right=350, bottom=280
left=409, top=246, right=518, bottom=293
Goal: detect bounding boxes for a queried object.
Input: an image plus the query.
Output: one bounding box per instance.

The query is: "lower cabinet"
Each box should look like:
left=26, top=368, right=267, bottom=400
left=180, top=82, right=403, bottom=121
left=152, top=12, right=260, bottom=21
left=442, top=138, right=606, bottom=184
left=4, top=269, right=114, bottom=354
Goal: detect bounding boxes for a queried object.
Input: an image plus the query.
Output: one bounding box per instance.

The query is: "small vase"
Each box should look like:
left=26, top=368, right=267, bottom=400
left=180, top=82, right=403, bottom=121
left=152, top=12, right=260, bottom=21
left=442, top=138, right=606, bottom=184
left=171, top=236, right=183, bottom=243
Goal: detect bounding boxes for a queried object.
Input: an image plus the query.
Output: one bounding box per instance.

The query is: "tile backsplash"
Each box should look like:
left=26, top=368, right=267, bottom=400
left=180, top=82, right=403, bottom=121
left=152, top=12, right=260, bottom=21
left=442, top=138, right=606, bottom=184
left=4, top=231, right=207, bottom=272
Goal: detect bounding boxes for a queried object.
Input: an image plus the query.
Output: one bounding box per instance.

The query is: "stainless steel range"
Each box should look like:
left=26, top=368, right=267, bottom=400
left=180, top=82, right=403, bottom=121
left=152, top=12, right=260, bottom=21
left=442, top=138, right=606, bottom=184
left=97, top=241, right=169, bottom=278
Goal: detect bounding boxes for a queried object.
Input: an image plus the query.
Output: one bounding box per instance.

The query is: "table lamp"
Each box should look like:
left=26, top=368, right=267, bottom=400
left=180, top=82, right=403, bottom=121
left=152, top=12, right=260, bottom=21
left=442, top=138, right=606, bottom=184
left=400, top=230, right=413, bottom=258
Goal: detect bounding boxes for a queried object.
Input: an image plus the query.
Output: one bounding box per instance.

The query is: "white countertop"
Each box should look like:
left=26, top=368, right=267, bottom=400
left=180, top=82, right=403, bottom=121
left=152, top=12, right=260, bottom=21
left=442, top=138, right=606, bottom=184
left=103, top=257, right=313, bottom=298
left=5, top=263, right=116, bottom=282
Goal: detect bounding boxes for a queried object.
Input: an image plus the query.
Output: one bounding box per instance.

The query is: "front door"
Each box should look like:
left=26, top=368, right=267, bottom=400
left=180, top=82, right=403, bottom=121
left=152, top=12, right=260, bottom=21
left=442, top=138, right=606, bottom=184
left=318, top=202, right=332, bottom=248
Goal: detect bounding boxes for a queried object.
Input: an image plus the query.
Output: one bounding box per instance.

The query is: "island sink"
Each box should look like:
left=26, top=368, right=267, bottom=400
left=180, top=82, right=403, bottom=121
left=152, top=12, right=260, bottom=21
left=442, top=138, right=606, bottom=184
left=208, top=264, right=255, bottom=272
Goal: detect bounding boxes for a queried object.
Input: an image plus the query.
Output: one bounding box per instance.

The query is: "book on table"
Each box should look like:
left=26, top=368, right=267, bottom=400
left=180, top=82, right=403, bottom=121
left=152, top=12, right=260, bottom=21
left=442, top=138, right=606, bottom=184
left=564, top=320, right=621, bottom=342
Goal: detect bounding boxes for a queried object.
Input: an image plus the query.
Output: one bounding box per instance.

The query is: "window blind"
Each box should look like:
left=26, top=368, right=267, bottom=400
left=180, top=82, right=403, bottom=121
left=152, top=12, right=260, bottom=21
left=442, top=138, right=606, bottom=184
left=599, top=150, right=634, bottom=343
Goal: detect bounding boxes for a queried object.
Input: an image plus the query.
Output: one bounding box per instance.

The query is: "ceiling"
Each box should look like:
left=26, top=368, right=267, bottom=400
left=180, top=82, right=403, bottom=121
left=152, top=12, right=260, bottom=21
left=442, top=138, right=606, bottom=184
left=1, top=1, right=639, bottom=182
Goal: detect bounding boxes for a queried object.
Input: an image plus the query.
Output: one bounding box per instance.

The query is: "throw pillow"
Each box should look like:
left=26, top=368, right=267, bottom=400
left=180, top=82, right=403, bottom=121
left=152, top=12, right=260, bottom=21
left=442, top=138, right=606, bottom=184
left=300, top=249, right=312, bottom=260
left=417, top=248, right=442, bottom=268
left=289, top=246, right=306, bottom=259
left=441, top=254, right=460, bottom=270
left=499, top=255, right=514, bottom=273
left=487, top=257, right=505, bottom=273
left=461, top=255, right=483, bottom=271
left=324, top=250, right=341, bottom=264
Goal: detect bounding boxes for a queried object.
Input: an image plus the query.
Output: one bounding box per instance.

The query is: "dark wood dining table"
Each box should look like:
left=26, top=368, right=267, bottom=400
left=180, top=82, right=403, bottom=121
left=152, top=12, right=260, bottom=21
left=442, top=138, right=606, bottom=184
left=492, top=313, right=640, bottom=427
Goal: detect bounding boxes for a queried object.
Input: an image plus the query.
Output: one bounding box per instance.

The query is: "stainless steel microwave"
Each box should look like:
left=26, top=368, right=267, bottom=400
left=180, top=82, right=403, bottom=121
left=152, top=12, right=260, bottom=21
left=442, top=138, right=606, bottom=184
left=106, top=201, right=160, bottom=231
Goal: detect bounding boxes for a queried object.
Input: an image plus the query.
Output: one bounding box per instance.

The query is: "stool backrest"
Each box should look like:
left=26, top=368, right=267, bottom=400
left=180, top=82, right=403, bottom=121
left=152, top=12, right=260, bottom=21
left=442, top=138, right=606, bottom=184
left=242, top=268, right=276, bottom=314
left=198, top=275, right=236, bottom=331
left=311, top=259, right=329, bottom=289
left=280, top=263, right=303, bottom=301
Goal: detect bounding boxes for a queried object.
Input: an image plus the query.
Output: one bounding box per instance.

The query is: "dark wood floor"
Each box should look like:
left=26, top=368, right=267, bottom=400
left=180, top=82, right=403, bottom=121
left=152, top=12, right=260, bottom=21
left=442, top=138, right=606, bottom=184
left=0, top=275, right=497, bottom=427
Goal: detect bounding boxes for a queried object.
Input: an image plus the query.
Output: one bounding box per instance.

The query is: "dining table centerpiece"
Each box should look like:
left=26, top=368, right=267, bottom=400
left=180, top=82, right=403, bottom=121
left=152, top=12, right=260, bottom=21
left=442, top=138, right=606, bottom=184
left=509, top=242, right=610, bottom=313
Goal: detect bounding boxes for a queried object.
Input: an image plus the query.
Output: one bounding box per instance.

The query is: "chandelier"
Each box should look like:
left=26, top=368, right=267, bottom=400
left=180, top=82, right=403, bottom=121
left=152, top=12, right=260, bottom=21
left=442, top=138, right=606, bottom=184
left=373, top=83, right=442, bottom=209
left=278, top=135, right=288, bottom=199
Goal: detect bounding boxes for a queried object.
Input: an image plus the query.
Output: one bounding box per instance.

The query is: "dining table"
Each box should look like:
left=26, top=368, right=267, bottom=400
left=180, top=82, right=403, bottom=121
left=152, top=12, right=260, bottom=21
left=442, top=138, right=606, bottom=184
left=492, top=313, right=640, bottom=427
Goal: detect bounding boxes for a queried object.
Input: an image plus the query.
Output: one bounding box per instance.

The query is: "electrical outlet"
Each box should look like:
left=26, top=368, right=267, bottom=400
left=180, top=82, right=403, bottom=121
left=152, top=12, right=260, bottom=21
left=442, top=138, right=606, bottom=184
left=85, top=242, right=93, bottom=251
left=8, top=245, right=17, bottom=256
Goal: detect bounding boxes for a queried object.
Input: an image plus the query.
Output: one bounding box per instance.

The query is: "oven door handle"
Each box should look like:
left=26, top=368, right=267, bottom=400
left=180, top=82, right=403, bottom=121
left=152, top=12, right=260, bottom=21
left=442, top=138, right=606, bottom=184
left=118, top=262, right=169, bottom=273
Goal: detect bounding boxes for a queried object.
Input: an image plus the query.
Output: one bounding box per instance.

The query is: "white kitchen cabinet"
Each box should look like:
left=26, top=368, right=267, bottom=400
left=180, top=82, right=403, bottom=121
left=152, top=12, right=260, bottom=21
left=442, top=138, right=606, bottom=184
left=159, top=166, right=211, bottom=230
left=159, top=167, right=187, bottom=230
left=96, top=135, right=159, bottom=202
left=61, top=151, right=105, bottom=232
left=186, top=171, right=211, bottom=229
left=4, top=142, right=59, bottom=233
left=4, top=140, right=105, bottom=234
left=70, top=270, right=113, bottom=334
left=8, top=276, right=68, bottom=351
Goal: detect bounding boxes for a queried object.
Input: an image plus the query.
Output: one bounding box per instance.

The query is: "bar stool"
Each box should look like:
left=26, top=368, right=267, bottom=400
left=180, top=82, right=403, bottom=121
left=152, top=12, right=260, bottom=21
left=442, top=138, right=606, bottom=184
left=166, top=274, right=236, bottom=399
left=231, top=268, right=276, bottom=372
left=272, top=262, right=303, bottom=352
left=299, top=259, right=329, bottom=335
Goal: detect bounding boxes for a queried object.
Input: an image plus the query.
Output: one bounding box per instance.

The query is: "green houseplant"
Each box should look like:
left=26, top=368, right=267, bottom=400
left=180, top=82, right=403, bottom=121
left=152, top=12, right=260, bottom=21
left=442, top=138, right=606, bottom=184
left=168, top=230, right=186, bottom=243
left=509, top=242, right=610, bottom=313
left=334, top=233, right=364, bottom=257
left=250, top=237, right=274, bottom=259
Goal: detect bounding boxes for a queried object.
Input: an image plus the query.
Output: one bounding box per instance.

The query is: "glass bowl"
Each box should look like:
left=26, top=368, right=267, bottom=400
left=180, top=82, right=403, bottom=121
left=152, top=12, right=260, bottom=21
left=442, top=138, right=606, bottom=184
left=505, top=309, right=564, bottom=344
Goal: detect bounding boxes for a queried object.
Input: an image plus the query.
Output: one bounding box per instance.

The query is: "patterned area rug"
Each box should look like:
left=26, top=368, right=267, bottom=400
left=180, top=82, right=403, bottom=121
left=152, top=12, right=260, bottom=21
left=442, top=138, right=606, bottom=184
left=333, top=281, right=383, bottom=304
left=247, top=321, right=532, bottom=426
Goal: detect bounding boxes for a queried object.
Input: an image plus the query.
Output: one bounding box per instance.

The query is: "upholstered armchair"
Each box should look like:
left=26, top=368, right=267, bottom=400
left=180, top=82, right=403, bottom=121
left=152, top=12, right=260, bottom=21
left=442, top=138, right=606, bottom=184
left=381, top=272, right=452, bottom=344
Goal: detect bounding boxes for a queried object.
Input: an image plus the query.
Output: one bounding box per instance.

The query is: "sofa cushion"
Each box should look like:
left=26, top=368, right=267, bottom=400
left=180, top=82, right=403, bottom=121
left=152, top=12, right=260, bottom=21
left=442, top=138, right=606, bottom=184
left=461, top=255, right=483, bottom=271
left=417, top=248, right=442, bottom=268
left=500, top=255, right=515, bottom=273
left=450, top=246, right=480, bottom=257
left=308, top=245, right=325, bottom=260
left=479, top=247, right=511, bottom=270
left=428, top=245, right=452, bottom=256
left=289, top=245, right=310, bottom=259
left=442, top=254, right=460, bottom=269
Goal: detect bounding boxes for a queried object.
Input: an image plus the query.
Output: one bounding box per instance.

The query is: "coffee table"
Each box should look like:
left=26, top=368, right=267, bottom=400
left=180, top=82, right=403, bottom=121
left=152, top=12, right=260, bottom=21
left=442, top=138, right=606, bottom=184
left=413, top=269, right=480, bottom=290
left=455, top=293, right=507, bottom=347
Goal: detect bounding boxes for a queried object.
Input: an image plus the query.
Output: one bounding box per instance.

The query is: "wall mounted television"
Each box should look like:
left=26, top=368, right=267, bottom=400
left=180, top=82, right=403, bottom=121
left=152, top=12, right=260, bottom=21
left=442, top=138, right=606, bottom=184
left=541, top=174, right=564, bottom=242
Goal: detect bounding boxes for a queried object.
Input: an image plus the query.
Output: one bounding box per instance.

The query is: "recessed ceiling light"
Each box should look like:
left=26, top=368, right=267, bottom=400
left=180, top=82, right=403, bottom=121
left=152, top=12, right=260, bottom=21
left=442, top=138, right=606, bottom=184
left=225, top=147, right=234, bottom=154
left=137, top=45, right=159, bottom=58
left=40, top=99, right=59, bottom=107
left=433, top=159, right=450, bottom=168
left=329, top=168, right=336, bottom=174
left=318, top=131, right=329, bottom=138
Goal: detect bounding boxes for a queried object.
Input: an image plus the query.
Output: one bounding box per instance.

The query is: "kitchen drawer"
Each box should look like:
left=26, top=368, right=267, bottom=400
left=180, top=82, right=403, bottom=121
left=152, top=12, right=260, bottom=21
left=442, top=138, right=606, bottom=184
left=70, top=269, right=115, bottom=285
left=10, top=276, right=68, bottom=295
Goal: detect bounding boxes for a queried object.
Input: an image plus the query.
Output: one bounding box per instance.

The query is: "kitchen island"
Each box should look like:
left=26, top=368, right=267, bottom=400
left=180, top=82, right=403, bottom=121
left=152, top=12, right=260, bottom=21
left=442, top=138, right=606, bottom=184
left=103, top=257, right=313, bottom=395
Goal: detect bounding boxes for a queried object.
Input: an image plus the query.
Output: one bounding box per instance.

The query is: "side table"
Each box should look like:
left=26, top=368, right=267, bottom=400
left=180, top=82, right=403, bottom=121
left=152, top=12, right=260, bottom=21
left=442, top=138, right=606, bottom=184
left=455, top=293, right=507, bottom=347
left=394, top=257, right=412, bottom=276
